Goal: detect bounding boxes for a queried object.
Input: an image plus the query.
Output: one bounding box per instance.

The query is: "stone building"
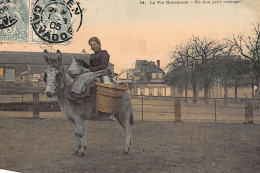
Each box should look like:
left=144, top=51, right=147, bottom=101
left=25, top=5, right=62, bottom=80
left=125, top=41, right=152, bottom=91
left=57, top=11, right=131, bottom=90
left=118, top=60, right=171, bottom=96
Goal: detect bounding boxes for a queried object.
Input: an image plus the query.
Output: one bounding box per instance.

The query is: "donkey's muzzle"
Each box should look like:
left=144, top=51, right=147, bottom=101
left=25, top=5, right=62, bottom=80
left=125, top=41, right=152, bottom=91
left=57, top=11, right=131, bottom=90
left=45, top=90, right=54, bottom=98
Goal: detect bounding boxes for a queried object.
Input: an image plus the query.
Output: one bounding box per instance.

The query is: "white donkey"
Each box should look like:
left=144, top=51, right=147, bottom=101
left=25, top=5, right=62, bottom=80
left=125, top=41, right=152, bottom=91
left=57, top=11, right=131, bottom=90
left=43, top=50, right=134, bottom=156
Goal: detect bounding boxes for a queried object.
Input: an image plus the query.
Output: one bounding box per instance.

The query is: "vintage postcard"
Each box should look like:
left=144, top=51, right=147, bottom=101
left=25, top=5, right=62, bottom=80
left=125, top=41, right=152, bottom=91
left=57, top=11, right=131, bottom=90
left=0, top=0, right=259, bottom=172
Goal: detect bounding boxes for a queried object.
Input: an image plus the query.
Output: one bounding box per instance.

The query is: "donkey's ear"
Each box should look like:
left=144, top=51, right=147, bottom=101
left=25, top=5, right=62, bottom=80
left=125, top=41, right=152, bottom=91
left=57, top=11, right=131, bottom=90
left=56, top=50, right=62, bottom=66
left=43, top=50, right=51, bottom=64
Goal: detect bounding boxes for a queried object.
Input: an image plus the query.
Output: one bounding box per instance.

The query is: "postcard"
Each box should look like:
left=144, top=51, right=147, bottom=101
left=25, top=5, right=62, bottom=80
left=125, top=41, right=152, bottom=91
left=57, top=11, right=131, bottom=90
left=0, top=0, right=259, bottom=172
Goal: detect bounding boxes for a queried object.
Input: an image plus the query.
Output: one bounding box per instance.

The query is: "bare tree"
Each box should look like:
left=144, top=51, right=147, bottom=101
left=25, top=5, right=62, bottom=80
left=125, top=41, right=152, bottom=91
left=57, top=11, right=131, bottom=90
left=167, top=47, right=187, bottom=100
left=192, top=36, right=225, bottom=104
left=229, top=22, right=260, bottom=93
left=167, top=42, right=199, bottom=103
left=215, top=42, right=236, bottom=104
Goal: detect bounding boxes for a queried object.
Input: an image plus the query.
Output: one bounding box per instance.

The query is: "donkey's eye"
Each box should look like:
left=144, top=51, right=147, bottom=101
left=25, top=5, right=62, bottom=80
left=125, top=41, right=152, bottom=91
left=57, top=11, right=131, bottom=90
left=55, top=73, right=62, bottom=82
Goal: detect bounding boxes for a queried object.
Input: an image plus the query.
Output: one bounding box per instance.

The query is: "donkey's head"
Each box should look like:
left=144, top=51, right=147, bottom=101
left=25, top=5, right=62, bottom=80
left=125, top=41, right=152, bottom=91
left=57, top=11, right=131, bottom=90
left=43, top=50, right=64, bottom=98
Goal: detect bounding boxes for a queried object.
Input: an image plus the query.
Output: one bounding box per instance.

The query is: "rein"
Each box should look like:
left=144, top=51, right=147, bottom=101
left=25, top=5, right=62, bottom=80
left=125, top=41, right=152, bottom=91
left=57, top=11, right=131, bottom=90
left=55, top=66, right=67, bottom=93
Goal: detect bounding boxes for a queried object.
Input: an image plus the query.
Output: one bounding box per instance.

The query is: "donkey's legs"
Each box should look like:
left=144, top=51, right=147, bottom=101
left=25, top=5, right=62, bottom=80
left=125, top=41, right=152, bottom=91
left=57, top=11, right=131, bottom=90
left=115, top=112, right=132, bottom=154
left=123, top=119, right=132, bottom=154
left=74, top=117, right=87, bottom=157
left=67, top=117, right=81, bottom=155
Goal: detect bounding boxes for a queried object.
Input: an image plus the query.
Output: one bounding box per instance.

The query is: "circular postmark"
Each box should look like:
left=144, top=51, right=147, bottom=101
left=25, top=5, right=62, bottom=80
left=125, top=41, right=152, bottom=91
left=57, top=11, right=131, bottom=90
left=0, top=0, right=19, bottom=29
left=31, top=0, right=83, bottom=44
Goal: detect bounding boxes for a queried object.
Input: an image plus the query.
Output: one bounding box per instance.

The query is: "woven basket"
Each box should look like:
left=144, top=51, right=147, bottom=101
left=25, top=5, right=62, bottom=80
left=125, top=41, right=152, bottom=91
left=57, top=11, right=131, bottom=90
left=95, top=82, right=129, bottom=113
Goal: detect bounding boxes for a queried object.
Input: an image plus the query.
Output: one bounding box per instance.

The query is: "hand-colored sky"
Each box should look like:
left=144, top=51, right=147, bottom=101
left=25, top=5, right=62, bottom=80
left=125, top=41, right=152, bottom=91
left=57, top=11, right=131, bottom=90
left=0, top=0, right=259, bottom=73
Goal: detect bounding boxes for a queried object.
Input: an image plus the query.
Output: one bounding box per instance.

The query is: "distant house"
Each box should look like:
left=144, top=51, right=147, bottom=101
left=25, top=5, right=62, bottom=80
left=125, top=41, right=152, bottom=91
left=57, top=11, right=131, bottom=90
left=0, top=51, right=115, bottom=92
left=118, top=60, right=171, bottom=96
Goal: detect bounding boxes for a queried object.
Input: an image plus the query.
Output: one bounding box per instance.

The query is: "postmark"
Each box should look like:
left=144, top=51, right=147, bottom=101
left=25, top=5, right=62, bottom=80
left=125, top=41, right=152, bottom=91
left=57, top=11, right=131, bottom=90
left=0, top=0, right=29, bottom=42
left=31, top=0, right=83, bottom=44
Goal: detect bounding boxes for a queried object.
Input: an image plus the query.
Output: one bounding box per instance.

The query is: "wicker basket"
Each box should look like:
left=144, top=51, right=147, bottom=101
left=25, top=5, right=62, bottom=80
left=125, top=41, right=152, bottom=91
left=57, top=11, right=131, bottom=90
left=95, top=82, right=129, bottom=113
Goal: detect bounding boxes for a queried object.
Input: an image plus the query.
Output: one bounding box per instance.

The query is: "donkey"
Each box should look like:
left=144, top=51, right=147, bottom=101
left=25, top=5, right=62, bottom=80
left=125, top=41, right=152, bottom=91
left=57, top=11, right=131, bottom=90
left=43, top=50, right=134, bottom=156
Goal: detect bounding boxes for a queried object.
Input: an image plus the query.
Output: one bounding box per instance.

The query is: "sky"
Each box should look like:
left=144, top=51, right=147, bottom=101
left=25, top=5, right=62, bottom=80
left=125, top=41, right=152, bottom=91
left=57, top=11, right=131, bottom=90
left=0, top=0, right=260, bottom=73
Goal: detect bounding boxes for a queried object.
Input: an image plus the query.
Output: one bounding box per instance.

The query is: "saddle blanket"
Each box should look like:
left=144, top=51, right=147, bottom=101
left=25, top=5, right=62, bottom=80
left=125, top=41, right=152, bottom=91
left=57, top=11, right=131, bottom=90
left=71, top=70, right=105, bottom=94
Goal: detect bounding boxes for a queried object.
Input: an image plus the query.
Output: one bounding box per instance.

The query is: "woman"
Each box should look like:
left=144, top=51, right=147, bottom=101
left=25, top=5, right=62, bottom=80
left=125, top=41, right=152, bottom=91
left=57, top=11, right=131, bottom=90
left=77, top=37, right=110, bottom=72
left=70, top=37, right=111, bottom=99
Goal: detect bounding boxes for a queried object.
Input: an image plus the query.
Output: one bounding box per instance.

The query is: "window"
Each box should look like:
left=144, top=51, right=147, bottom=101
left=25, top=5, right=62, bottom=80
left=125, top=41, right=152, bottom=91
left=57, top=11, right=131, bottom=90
left=152, top=73, right=157, bottom=79
left=162, top=88, right=165, bottom=96
left=145, top=88, right=149, bottom=96
left=149, top=88, right=154, bottom=96
left=154, top=88, right=158, bottom=96
left=32, top=74, right=41, bottom=82
left=158, top=88, right=162, bottom=96
left=5, top=68, right=15, bottom=81
left=166, top=87, right=171, bottom=96
left=127, top=73, right=133, bottom=79
left=140, top=88, right=145, bottom=95
left=0, top=68, right=4, bottom=78
left=158, top=73, right=163, bottom=79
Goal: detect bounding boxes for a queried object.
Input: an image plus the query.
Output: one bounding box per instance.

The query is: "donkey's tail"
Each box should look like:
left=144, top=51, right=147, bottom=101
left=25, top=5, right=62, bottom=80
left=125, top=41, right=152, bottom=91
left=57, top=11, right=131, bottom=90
left=130, top=110, right=134, bottom=125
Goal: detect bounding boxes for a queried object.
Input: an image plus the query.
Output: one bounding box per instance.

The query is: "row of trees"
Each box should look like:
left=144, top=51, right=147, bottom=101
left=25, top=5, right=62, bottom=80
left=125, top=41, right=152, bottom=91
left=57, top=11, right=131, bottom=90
left=167, top=22, right=260, bottom=103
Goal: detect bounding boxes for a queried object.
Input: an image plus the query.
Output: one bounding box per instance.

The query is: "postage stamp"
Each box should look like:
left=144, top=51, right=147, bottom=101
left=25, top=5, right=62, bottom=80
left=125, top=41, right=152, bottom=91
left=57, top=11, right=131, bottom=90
left=0, top=0, right=30, bottom=42
left=31, top=0, right=83, bottom=44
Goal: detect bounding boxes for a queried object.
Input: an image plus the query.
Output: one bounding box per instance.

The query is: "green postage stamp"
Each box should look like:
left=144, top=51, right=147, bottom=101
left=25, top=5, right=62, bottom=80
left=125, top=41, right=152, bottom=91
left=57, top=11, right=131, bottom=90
left=0, top=0, right=30, bottom=43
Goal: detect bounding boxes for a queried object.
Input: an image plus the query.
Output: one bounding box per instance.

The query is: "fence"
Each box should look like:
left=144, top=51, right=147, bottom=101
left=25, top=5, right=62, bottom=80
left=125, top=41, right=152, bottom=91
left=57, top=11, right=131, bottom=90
left=132, top=95, right=259, bottom=123
left=0, top=92, right=259, bottom=124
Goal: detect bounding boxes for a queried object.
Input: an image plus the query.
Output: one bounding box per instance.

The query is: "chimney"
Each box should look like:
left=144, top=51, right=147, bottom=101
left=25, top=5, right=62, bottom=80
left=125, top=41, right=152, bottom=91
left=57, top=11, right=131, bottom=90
left=157, top=60, right=160, bottom=68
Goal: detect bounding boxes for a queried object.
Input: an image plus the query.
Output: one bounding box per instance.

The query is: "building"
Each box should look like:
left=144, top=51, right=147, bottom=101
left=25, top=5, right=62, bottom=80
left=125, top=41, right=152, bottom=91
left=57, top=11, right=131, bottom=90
left=118, top=59, right=171, bottom=96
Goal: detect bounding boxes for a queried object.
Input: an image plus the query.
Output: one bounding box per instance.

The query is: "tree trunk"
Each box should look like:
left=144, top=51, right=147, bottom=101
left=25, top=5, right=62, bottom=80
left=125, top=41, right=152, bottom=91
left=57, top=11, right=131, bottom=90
left=204, top=83, right=209, bottom=105
left=251, top=83, right=255, bottom=98
left=177, top=87, right=183, bottom=97
left=184, top=82, right=188, bottom=103
left=256, top=75, right=259, bottom=91
left=257, top=80, right=260, bottom=91
left=192, top=83, right=197, bottom=103
left=224, top=84, right=228, bottom=104
left=235, top=79, right=238, bottom=102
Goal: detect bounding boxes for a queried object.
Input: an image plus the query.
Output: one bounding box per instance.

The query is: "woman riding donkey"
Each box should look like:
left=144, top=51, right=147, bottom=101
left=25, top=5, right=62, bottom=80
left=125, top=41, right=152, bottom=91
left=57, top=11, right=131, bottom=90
left=69, top=37, right=112, bottom=99
left=43, top=40, right=133, bottom=156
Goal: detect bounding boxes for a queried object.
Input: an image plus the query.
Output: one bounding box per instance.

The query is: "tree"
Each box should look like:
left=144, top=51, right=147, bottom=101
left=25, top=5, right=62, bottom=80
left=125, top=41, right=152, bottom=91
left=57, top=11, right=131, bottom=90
left=215, top=56, right=251, bottom=102
left=192, top=36, right=225, bottom=104
left=214, top=43, right=236, bottom=103
left=229, top=22, right=260, bottom=94
left=229, top=59, right=251, bottom=101
left=166, top=65, right=186, bottom=97
left=167, top=42, right=198, bottom=103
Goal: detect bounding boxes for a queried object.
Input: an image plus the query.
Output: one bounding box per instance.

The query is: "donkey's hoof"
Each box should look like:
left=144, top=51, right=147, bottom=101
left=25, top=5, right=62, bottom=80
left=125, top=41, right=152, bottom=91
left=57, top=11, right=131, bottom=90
left=78, top=150, right=85, bottom=157
left=123, top=146, right=130, bottom=154
left=73, top=150, right=79, bottom=155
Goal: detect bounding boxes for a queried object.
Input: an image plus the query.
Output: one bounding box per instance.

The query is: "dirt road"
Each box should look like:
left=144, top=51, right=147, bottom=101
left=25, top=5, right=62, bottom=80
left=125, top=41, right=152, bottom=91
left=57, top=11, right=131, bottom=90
left=0, top=117, right=259, bottom=173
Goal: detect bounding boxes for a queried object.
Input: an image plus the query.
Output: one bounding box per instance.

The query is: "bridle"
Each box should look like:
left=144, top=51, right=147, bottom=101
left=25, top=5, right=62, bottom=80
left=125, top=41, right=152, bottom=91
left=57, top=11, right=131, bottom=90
left=44, top=65, right=67, bottom=94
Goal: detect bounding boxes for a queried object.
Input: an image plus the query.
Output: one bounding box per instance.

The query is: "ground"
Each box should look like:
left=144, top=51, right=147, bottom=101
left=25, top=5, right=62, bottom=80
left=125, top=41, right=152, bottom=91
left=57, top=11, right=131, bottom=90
left=0, top=116, right=259, bottom=173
